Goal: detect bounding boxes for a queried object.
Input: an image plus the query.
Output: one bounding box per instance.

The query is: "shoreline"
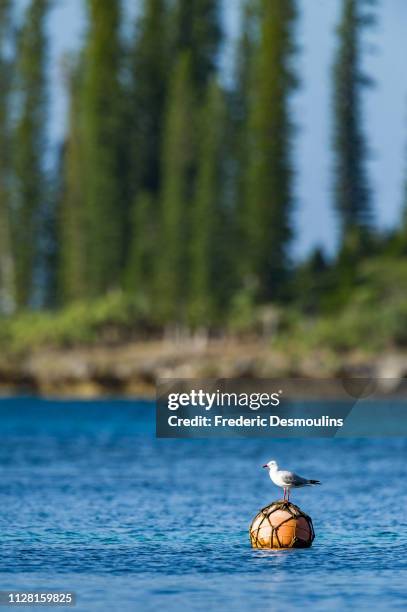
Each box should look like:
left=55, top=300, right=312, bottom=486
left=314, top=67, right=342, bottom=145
left=1, top=339, right=406, bottom=398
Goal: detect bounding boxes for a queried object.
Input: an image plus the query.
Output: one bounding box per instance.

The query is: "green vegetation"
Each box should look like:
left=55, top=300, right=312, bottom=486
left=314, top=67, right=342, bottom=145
left=59, top=59, right=87, bottom=303
left=127, top=0, right=169, bottom=201
left=171, top=0, right=221, bottom=92
left=244, top=0, right=297, bottom=299
left=189, top=80, right=227, bottom=325
left=12, top=0, right=49, bottom=308
left=279, top=258, right=407, bottom=353
left=157, top=53, right=195, bottom=322
left=0, top=0, right=14, bottom=314
left=124, top=0, right=169, bottom=302
left=81, top=0, right=124, bottom=297
left=332, top=0, right=373, bottom=240
left=2, top=256, right=407, bottom=357
left=0, top=0, right=406, bottom=361
left=0, top=292, right=152, bottom=354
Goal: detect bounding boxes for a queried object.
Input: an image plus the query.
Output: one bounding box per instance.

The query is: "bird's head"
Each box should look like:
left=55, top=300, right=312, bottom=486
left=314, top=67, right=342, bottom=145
left=262, top=460, right=278, bottom=470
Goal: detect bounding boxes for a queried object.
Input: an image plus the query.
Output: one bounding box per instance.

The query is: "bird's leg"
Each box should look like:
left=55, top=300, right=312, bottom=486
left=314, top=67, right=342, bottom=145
left=287, top=489, right=290, bottom=502
left=283, top=488, right=286, bottom=500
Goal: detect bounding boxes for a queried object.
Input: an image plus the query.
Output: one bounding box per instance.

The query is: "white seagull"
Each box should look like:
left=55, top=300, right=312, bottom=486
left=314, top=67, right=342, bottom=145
left=263, top=460, right=321, bottom=501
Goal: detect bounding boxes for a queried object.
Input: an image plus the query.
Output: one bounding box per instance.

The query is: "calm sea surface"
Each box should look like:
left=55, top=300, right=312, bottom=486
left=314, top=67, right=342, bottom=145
left=0, top=397, right=406, bottom=611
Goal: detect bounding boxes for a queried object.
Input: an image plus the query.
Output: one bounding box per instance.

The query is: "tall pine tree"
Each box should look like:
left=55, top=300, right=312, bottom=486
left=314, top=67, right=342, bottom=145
left=333, top=0, right=373, bottom=243
left=58, top=58, right=88, bottom=302
left=232, top=0, right=260, bottom=276
left=0, top=0, right=15, bottom=314
left=157, top=0, right=222, bottom=325
left=125, top=0, right=169, bottom=297
left=13, top=0, right=49, bottom=308
left=188, top=80, right=226, bottom=326
left=245, top=0, right=298, bottom=301
left=82, top=0, right=123, bottom=296
left=127, top=0, right=168, bottom=200
left=125, top=190, right=156, bottom=300
left=171, top=0, right=221, bottom=92
left=156, top=53, right=195, bottom=323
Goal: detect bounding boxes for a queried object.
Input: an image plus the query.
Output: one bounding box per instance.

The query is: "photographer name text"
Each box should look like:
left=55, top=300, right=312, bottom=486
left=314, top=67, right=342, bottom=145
left=167, top=415, right=344, bottom=429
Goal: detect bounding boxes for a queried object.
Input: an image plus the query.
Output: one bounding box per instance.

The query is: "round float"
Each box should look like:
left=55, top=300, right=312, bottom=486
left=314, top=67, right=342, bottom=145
left=249, top=500, right=315, bottom=549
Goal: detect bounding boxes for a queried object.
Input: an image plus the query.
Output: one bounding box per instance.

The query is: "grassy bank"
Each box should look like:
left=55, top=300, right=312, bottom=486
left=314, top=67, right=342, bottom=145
left=1, top=257, right=407, bottom=396
left=1, top=258, right=407, bottom=356
left=0, top=293, right=156, bottom=355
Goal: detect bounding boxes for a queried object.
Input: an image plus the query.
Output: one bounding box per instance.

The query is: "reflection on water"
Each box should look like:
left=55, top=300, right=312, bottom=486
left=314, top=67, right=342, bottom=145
left=0, top=398, right=406, bottom=611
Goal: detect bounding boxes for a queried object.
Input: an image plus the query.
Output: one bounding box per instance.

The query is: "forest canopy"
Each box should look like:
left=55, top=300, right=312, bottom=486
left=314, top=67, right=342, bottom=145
left=0, top=0, right=406, bottom=353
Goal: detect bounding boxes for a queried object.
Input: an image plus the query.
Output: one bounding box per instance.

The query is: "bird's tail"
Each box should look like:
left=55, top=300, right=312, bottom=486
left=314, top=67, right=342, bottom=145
left=308, top=479, right=321, bottom=485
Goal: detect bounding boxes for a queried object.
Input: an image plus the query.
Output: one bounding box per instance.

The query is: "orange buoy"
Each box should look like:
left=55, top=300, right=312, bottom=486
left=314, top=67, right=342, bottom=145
left=249, top=500, right=315, bottom=549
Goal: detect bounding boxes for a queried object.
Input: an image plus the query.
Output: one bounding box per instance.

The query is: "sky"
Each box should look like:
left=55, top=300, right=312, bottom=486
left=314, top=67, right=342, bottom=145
left=18, top=0, right=407, bottom=259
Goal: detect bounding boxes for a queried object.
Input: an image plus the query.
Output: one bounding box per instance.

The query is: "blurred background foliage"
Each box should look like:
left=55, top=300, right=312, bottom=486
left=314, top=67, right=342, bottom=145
left=0, top=0, right=406, bottom=356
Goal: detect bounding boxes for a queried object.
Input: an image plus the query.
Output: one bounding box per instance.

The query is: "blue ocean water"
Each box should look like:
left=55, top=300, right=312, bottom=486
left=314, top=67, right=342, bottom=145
left=0, top=397, right=406, bottom=611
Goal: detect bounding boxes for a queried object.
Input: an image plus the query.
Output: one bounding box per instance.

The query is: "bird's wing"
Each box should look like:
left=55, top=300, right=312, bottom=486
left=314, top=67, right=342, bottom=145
left=279, top=470, right=308, bottom=486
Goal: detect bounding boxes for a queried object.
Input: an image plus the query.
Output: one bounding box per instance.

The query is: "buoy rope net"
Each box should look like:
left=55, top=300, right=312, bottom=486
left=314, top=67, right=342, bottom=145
left=249, top=500, right=315, bottom=549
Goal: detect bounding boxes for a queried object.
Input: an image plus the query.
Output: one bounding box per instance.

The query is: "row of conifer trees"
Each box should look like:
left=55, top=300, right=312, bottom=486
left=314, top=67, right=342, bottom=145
left=0, top=0, right=386, bottom=327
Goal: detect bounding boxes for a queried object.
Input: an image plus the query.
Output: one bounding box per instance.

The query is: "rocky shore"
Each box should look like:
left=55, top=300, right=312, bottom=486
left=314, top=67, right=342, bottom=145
left=0, top=339, right=406, bottom=398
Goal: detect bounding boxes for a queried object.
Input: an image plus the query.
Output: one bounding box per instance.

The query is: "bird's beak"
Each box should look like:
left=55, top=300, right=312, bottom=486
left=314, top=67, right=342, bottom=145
left=262, top=464, right=268, bottom=468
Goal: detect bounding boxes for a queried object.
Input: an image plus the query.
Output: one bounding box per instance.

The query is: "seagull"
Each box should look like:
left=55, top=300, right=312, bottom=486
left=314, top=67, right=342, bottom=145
left=262, top=460, right=321, bottom=501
